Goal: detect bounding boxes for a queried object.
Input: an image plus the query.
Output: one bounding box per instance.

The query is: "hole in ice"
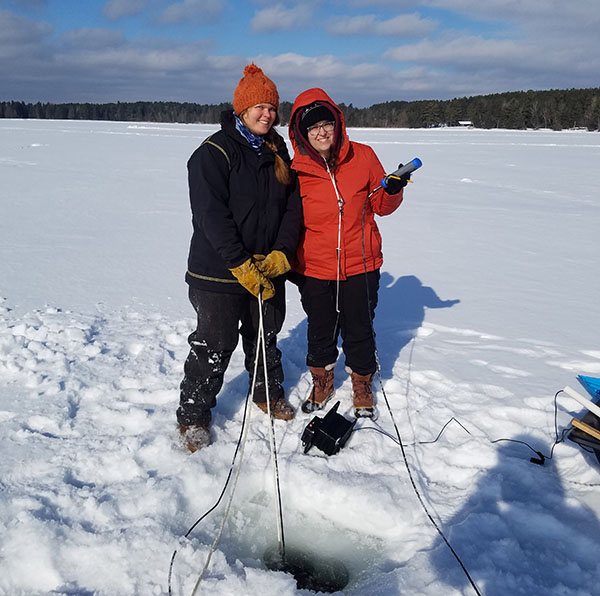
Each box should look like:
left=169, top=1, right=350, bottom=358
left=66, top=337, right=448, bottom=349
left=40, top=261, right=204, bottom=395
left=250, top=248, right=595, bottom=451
left=263, top=543, right=349, bottom=593
left=221, top=494, right=384, bottom=591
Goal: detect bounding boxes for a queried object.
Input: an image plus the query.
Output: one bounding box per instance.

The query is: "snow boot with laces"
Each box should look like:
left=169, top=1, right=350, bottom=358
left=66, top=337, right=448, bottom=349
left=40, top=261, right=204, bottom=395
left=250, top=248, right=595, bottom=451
left=255, top=396, right=295, bottom=420
left=179, top=423, right=212, bottom=452
left=349, top=370, right=377, bottom=419
left=302, top=364, right=335, bottom=413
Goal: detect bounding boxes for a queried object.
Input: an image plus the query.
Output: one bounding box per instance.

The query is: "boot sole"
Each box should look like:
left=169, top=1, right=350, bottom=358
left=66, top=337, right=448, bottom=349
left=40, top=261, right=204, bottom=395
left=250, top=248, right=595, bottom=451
left=301, top=391, right=334, bottom=414
left=354, top=407, right=378, bottom=420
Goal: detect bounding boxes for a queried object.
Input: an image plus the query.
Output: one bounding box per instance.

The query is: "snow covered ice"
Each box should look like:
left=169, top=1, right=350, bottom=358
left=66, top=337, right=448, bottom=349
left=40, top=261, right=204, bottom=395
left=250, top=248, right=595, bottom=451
left=1, top=119, right=600, bottom=595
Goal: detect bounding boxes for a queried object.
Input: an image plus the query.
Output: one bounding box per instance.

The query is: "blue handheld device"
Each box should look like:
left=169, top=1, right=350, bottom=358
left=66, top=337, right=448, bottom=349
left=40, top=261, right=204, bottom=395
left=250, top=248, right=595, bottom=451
left=381, top=158, right=422, bottom=188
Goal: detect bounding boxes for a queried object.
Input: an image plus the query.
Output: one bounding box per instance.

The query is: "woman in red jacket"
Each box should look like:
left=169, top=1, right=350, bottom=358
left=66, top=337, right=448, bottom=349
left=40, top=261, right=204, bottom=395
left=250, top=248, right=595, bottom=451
left=288, top=88, right=409, bottom=418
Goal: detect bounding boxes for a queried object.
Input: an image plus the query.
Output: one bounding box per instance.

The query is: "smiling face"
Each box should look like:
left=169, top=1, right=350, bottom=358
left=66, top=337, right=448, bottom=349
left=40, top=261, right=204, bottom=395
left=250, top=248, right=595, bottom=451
left=241, top=103, right=278, bottom=136
left=307, top=120, right=335, bottom=158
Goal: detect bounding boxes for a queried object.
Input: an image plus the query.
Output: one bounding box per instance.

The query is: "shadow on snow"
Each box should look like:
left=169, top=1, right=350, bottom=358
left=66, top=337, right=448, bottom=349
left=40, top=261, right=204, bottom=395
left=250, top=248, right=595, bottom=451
left=213, top=272, right=459, bottom=418
left=429, top=435, right=600, bottom=596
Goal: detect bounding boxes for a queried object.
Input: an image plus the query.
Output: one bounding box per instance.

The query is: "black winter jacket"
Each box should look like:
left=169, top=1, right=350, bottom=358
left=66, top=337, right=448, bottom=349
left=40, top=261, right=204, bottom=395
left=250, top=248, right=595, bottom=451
left=185, top=111, right=302, bottom=293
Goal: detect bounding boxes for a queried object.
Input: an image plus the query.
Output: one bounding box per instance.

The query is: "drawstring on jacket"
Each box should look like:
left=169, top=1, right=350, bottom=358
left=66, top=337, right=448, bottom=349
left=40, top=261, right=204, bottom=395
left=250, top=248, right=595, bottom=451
left=324, top=158, right=345, bottom=318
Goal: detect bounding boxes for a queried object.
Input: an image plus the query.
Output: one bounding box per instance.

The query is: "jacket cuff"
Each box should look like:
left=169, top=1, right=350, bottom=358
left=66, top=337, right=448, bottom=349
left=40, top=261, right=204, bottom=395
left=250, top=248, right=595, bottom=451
left=227, top=253, right=251, bottom=269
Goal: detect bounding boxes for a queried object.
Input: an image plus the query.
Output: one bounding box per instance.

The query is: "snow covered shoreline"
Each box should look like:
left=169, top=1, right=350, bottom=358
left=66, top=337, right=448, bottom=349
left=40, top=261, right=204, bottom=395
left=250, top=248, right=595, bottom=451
left=1, top=120, right=599, bottom=595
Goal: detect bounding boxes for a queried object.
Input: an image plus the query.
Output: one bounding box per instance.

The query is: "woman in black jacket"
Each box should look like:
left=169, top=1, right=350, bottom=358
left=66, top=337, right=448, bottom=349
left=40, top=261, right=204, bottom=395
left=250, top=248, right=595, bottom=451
left=178, top=64, right=302, bottom=452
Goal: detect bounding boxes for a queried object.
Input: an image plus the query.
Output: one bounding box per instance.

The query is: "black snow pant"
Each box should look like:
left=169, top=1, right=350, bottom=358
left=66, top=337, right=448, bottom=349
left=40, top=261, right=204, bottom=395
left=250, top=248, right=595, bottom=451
left=177, top=284, right=286, bottom=427
left=296, top=270, right=380, bottom=376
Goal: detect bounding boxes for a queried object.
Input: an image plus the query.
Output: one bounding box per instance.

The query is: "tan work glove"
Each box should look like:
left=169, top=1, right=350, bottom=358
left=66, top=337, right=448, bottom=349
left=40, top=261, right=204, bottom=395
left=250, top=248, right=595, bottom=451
left=253, top=250, right=291, bottom=278
left=229, top=258, right=275, bottom=300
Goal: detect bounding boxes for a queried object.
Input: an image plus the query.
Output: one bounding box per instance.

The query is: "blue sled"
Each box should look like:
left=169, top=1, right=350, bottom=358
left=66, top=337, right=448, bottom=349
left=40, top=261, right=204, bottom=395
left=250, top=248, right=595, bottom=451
left=568, top=375, right=600, bottom=466
left=578, top=375, right=600, bottom=401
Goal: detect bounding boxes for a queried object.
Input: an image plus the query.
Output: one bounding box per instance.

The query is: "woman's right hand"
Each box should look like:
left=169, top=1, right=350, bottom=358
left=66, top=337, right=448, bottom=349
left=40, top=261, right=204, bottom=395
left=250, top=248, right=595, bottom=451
left=229, top=258, right=275, bottom=299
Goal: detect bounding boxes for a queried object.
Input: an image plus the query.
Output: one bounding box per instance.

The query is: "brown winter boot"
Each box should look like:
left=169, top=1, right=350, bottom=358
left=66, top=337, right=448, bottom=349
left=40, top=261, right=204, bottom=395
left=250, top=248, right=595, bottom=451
left=255, top=396, right=295, bottom=420
left=350, top=370, right=376, bottom=419
left=179, top=424, right=211, bottom=452
left=302, top=364, right=335, bottom=413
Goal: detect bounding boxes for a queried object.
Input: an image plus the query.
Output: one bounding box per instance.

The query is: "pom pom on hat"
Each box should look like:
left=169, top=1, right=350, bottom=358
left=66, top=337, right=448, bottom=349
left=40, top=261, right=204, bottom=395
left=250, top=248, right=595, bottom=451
left=233, top=63, right=279, bottom=115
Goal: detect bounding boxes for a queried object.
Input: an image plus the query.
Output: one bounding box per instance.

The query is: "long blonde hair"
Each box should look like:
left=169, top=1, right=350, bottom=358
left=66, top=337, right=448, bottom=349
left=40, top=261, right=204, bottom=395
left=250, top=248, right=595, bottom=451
left=264, top=128, right=292, bottom=186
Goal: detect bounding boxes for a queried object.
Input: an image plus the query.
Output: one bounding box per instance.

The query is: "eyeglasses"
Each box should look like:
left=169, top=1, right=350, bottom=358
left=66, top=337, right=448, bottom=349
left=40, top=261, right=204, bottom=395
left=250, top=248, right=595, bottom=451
left=307, top=121, right=335, bottom=136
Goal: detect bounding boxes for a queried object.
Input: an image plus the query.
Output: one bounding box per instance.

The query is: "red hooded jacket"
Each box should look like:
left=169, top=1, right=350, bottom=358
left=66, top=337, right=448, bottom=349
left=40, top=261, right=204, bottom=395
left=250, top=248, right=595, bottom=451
left=289, top=88, right=403, bottom=281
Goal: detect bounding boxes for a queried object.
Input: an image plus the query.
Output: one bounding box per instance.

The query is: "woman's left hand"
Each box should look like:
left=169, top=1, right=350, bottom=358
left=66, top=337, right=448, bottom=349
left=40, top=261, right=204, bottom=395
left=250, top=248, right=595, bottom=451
left=384, top=163, right=410, bottom=194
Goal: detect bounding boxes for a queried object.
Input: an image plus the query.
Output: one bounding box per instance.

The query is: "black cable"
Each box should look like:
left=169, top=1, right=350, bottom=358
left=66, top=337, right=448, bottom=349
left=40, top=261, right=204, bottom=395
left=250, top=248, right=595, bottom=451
left=420, top=417, right=474, bottom=444
left=376, top=383, right=484, bottom=596
left=167, top=377, right=253, bottom=595
left=357, top=393, right=571, bottom=464
left=491, top=390, right=569, bottom=465
left=352, top=388, right=573, bottom=596
left=359, top=188, right=483, bottom=596
left=356, top=416, right=473, bottom=447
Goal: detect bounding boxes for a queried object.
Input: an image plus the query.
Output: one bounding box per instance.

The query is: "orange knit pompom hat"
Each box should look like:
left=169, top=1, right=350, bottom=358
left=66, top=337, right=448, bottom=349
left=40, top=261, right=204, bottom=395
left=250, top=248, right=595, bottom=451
left=233, top=63, right=279, bottom=115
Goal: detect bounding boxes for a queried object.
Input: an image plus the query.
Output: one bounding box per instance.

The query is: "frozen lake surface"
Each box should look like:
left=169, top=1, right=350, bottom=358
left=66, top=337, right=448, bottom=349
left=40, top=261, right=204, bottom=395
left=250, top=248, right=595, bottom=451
left=1, top=119, right=599, bottom=595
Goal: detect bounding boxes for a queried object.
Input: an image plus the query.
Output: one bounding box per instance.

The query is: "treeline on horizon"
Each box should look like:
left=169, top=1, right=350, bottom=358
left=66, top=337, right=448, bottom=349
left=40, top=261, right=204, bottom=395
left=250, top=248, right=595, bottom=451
left=2, top=87, right=600, bottom=131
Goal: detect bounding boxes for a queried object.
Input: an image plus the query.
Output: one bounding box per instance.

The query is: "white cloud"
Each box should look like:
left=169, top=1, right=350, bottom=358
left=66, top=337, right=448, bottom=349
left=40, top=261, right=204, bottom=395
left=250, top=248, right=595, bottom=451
left=259, top=52, right=378, bottom=78
left=328, top=13, right=436, bottom=36
left=158, top=0, right=223, bottom=25
left=385, top=36, right=523, bottom=66
left=349, top=0, right=416, bottom=6
left=2, top=2, right=599, bottom=107
left=0, top=10, right=230, bottom=103
left=61, top=28, right=126, bottom=50
left=65, top=47, right=198, bottom=72
left=42, top=41, right=236, bottom=102
left=0, top=9, right=52, bottom=46
left=249, top=52, right=393, bottom=103
left=429, top=0, right=600, bottom=29
left=251, top=3, right=312, bottom=33
left=382, top=33, right=600, bottom=100
left=252, top=52, right=503, bottom=105
left=102, top=0, right=146, bottom=21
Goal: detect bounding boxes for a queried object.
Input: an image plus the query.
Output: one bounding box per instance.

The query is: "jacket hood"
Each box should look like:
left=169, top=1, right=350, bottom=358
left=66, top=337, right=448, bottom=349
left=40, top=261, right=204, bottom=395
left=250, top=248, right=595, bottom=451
left=289, top=88, right=348, bottom=166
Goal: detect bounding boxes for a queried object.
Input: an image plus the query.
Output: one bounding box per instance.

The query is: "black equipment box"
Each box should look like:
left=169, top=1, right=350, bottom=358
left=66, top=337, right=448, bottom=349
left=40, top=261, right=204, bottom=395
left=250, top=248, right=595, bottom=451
left=301, top=401, right=356, bottom=456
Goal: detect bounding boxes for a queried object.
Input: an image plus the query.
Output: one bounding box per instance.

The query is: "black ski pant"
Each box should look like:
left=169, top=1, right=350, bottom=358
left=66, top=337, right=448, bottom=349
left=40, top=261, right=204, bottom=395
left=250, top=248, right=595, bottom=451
left=177, top=284, right=286, bottom=427
left=296, top=270, right=380, bottom=376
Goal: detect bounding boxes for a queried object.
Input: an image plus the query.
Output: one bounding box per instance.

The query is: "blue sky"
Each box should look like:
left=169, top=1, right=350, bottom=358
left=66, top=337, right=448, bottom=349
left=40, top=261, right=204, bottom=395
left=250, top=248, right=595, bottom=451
left=1, top=0, right=599, bottom=107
